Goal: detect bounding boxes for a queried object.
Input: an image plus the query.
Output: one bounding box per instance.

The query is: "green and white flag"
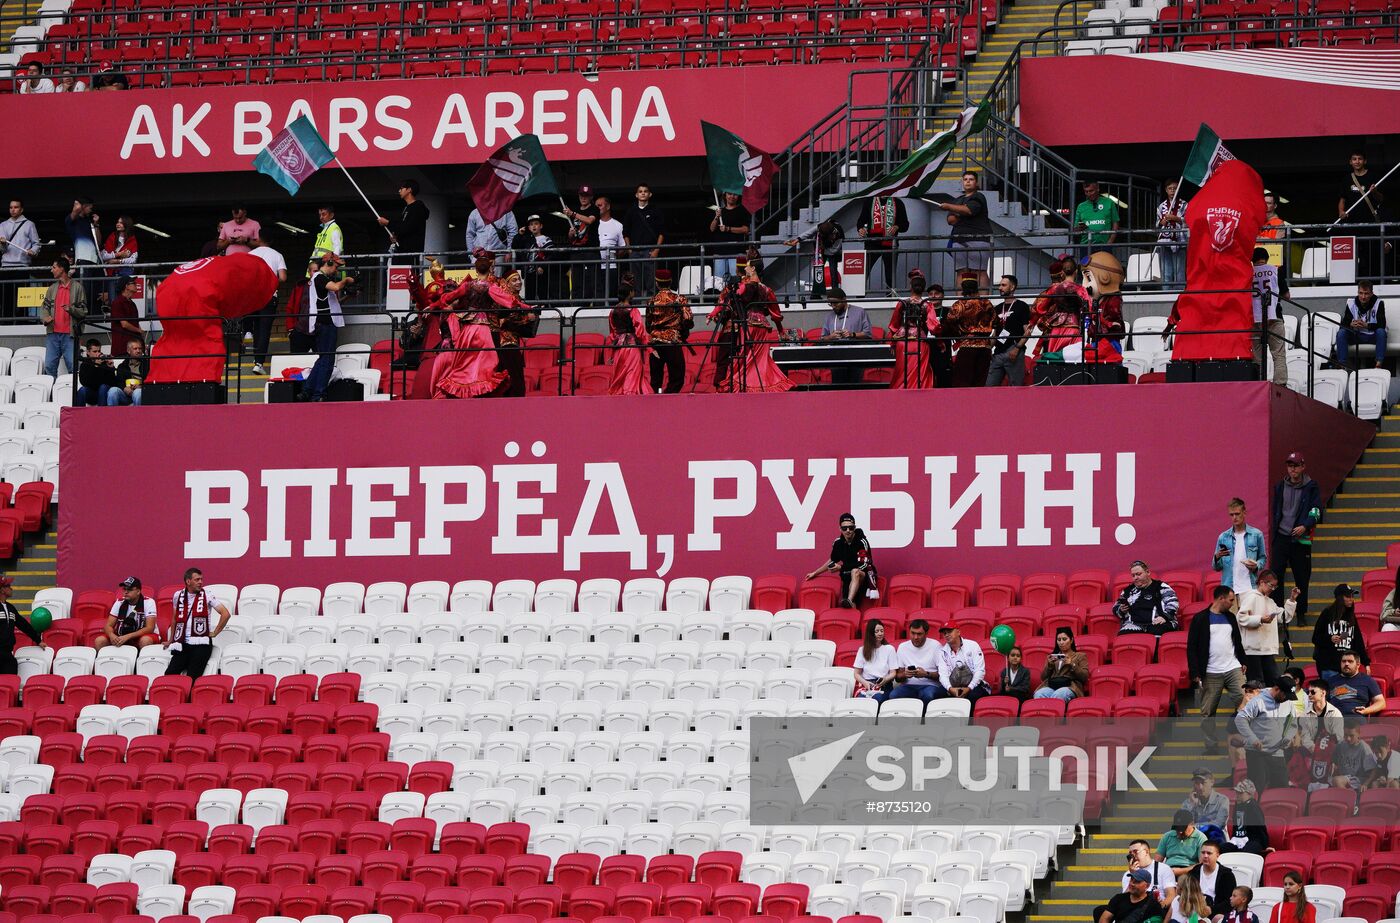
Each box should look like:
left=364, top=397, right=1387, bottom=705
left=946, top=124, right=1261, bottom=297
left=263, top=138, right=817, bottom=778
left=1182, top=123, right=1236, bottom=188
left=834, top=100, right=991, bottom=200
left=253, top=116, right=335, bottom=196
left=702, top=121, right=778, bottom=212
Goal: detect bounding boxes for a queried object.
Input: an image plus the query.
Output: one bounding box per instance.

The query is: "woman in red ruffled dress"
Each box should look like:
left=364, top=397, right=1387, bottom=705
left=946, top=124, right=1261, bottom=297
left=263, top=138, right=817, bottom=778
left=409, top=259, right=451, bottom=399
left=888, top=269, right=940, bottom=389
left=607, top=286, right=654, bottom=395
left=713, top=263, right=793, bottom=393
left=430, top=281, right=509, bottom=399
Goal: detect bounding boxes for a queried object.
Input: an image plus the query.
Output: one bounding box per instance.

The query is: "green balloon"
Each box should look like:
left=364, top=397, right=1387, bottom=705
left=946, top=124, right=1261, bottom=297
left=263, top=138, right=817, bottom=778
left=30, top=607, right=51, bottom=631
left=990, top=623, right=1016, bottom=654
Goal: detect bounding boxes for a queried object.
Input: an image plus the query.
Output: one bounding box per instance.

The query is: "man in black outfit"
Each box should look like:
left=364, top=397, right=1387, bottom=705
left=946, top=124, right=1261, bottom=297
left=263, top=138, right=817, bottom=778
left=1339, top=150, right=1388, bottom=280
left=562, top=185, right=601, bottom=302
left=986, top=274, right=1031, bottom=387
left=165, top=567, right=231, bottom=678
left=857, top=195, right=909, bottom=295
left=622, top=183, right=666, bottom=296
left=1096, top=868, right=1164, bottom=923
left=805, top=513, right=878, bottom=609
left=1270, top=452, right=1320, bottom=624
left=380, top=179, right=429, bottom=262
left=0, top=576, right=45, bottom=674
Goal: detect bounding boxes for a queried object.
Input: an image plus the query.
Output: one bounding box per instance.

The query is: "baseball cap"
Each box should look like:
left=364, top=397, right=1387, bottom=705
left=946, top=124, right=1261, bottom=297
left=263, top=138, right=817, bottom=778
left=1191, top=767, right=1213, bottom=781
left=939, top=622, right=957, bottom=633
left=1336, top=583, right=1356, bottom=597
left=526, top=214, right=542, bottom=223
left=1235, top=779, right=1258, bottom=796
left=1275, top=674, right=1296, bottom=694
left=578, top=185, right=593, bottom=194
left=1285, top=452, right=1305, bottom=465
left=1128, top=869, right=1153, bottom=884
left=0, top=576, right=12, bottom=588
left=119, top=576, right=141, bottom=590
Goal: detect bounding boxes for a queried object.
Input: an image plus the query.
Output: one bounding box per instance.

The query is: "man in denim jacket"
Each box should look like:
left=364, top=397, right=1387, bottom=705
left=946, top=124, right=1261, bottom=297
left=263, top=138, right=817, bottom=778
left=1213, top=497, right=1267, bottom=591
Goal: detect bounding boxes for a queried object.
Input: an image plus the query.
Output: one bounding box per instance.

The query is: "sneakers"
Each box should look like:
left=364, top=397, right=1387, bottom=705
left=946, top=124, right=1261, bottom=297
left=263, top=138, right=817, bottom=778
left=252, top=363, right=266, bottom=375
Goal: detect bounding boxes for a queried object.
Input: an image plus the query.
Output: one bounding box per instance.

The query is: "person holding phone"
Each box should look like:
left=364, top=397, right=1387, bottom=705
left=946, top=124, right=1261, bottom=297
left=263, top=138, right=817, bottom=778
left=1213, top=498, right=1267, bottom=592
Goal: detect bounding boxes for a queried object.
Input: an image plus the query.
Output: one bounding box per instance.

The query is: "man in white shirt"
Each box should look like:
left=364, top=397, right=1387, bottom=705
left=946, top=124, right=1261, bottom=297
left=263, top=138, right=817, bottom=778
left=96, top=576, right=159, bottom=650
left=246, top=235, right=288, bottom=375
left=596, top=196, right=626, bottom=301
left=1236, top=570, right=1295, bottom=683
left=936, top=622, right=990, bottom=703
left=888, top=618, right=946, bottom=704
left=1250, top=248, right=1289, bottom=386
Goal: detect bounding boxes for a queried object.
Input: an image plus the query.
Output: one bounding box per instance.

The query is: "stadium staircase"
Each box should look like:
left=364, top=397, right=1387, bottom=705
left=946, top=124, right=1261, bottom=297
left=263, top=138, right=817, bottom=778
left=6, top=520, right=57, bottom=617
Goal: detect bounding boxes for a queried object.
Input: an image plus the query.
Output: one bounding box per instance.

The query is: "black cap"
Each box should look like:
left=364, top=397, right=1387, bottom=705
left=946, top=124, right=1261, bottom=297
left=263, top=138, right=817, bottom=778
left=119, top=576, right=141, bottom=590
left=1275, top=675, right=1296, bottom=694
left=1191, top=767, right=1213, bottom=781
left=1335, top=583, right=1356, bottom=597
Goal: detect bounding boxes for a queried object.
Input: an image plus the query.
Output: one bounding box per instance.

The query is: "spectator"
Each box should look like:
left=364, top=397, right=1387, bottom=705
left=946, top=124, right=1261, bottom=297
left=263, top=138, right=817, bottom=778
left=819, top=286, right=873, bottom=386
left=946, top=277, right=995, bottom=387
left=1332, top=722, right=1379, bottom=790
left=1250, top=248, right=1289, bottom=386
left=1268, top=872, right=1314, bottom=923
left=308, top=205, right=343, bottom=277
left=1156, top=181, right=1189, bottom=286
left=466, top=202, right=517, bottom=263
left=1336, top=281, right=1387, bottom=369
left=596, top=196, right=626, bottom=301
left=512, top=214, right=557, bottom=302
left=857, top=194, right=908, bottom=296
left=1259, top=193, right=1290, bottom=266
left=0, top=199, right=40, bottom=316
left=108, top=276, right=143, bottom=356
left=55, top=68, right=86, bottom=93
left=1114, top=560, right=1180, bottom=636
left=1186, top=847, right=1237, bottom=923
left=1339, top=150, right=1387, bottom=280
left=987, top=274, right=1031, bottom=387
left=1074, top=179, right=1120, bottom=256
left=1214, top=498, right=1267, bottom=592
left=852, top=618, right=898, bottom=700
left=379, top=180, right=428, bottom=260
left=1034, top=626, right=1089, bottom=701
left=40, top=255, right=87, bottom=376
left=96, top=576, right=158, bottom=650
left=107, top=339, right=146, bottom=406
left=710, top=191, right=750, bottom=280
left=1124, top=839, right=1178, bottom=906
left=1313, top=585, right=1369, bottom=678
left=164, top=567, right=231, bottom=678
left=1382, top=562, right=1400, bottom=630
left=806, top=513, right=877, bottom=609
left=1188, top=585, right=1246, bottom=754
left=1235, top=675, right=1296, bottom=791
left=999, top=644, right=1032, bottom=702
left=888, top=617, right=946, bottom=704
left=1168, top=869, right=1213, bottom=923
left=937, top=170, right=994, bottom=292
left=786, top=218, right=846, bottom=297
left=622, top=183, right=665, bottom=295
left=1326, top=650, right=1384, bottom=716
left=1283, top=667, right=1309, bottom=715
left=1156, top=810, right=1206, bottom=873
left=1181, top=768, right=1230, bottom=829
left=1236, top=570, right=1295, bottom=682
left=1219, top=779, right=1269, bottom=855
left=298, top=254, right=352, bottom=403
left=100, top=215, right=138, bottom=302
left=937, top=621, right=990, bottom=704
left=247, top=234, right=288, bottom=376
left=1097, top=868, right=1166, bottom=923
left=1270, top=452, right=1319, bottom=623
left=562, top=184, right=600, bottom=301
left=17, top=62, right=54, bottom=94
left=1371, top=734, right=1400, bottom=788
left=91, top=65, right=128, bottom=91
left=1224, top=887, right=1259, bottom=923
left=65, top=196, right=101, bottom=305
left=0, top=576, right=44, bottom=674
left=217, top=205, right=260, bottom=256
left=75, top=339, right=116, bottom=406
left=1296, top=677, right=1343, bottom=791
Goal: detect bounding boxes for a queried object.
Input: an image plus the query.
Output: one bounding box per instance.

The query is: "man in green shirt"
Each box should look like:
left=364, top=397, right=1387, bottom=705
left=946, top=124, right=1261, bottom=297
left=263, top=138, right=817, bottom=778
left=1155, top=809, right=1207, bottom=874
left=1075, top=180, right=1121, bottom=252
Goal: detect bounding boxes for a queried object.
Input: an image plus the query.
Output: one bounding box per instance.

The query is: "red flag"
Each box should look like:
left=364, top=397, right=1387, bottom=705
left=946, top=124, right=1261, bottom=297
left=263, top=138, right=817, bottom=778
left=1171, top=159, right=1266, bottom=362
left=148, top=254, right=280, bottom=383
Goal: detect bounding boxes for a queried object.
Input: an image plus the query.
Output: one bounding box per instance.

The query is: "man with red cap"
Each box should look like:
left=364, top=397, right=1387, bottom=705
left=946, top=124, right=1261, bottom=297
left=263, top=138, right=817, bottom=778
left=1270, top=452, right=1321, bottom=624
left=645, top=268, right=692, bottom=393
left=562, top=184, right=600, bottom=302
left=0, top=576, right=45, bottom=674
left=937, top=620, right=990, bottom=703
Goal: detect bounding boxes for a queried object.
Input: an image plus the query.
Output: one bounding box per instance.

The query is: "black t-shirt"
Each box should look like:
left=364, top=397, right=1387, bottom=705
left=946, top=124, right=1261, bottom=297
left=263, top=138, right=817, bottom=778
left=950, top=190, right=992, bottom=240
left=569, top=204, right=601, bottom=247
left=1342, top=170, right=1385, bottom=222
left=391, top=199, right=429, bottom=254
left=313, top=274, right=332, bottom=327
left=1106, top=892, right=1163, bottom=923
left=623, top=205, right=666, bottom=248
left=829, top=536, right=865, bottom=571
left=716, top=205, right=751, bottom=255
left=993, top=298, right=1031, bottom=354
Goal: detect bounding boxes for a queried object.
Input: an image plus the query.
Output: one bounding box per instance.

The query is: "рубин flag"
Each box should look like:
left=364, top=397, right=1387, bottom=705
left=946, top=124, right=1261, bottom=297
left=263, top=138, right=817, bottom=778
left=702, top=121, right=778, bottom=213
left=834, top=100, right=991, bottom=200
left=466, top=135, right=559, bottom=225
left=1182, top=123, right=1236, bottom=188
left=253, top=116, right=335, bottom=196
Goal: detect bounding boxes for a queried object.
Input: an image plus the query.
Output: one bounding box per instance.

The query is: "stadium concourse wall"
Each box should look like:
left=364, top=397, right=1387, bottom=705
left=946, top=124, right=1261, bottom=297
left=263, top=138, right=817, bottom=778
left=57, top=382, right=1371, bottom=589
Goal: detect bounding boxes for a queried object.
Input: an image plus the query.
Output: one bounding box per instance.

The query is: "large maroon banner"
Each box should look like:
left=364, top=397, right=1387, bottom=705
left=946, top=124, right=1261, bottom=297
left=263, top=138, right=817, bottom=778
left=1021, top=48, right=1400, bottom=147
left=0, top=64, right=863, bottom=179
left=57, top=383, right=1371, bottom=592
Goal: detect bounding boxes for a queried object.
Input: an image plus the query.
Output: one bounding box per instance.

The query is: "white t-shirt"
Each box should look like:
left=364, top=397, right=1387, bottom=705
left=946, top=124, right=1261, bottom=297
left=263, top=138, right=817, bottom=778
left=853, top=643, right=898, bottom=683
left=1197, top=865, right=1219, bottom=901
left=1206, top=613, right=1242, bottom=674
left=1251, top=264, right=1280, bottom=323
left=108, top=598, right=158, bottom=637
left=897, top=638, right=942, bottom=686
left=598, top=218, right=625, bottom=268
left=1232, top=530, right=1252, bottom=592
left=248, top=246, right=286, bottom=278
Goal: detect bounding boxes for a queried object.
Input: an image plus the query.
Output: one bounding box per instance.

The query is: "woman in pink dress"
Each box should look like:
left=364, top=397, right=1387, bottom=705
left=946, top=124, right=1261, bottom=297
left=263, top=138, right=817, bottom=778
left=607, top=286, right=654, bottom=395
left=718, top=264, right=793, bottom=393
left=887, top=269, right=940, bottom=389
left=430, top=281, right=509, bottom=398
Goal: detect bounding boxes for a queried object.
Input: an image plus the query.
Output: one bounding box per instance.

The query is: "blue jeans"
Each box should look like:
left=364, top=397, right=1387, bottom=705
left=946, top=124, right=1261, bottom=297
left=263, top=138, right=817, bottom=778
left=888, top=682, right=947, bottom=703
left=1336, top=326, right=1388, bottom=365
left=107, top=387, right=140, bottom=406
left=76, top=384, right=110, bottom=406
left=1158, top=245, right=1185, bottom=285
left=306, top=323, right=339, bottom=400
left=44, top=333, right=73, bottom=376
left=1034, top=686, right=1076, bottom=701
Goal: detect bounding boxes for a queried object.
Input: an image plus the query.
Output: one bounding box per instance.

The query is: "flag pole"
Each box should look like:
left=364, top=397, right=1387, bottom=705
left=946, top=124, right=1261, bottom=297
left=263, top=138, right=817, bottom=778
left=1327, top=159, right=1400, bottom=231
left=333, top=160, right=394, bottom=240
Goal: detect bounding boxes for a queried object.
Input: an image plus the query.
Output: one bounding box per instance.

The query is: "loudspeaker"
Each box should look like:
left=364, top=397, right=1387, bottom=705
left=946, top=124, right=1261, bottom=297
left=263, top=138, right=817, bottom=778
left=142, top=382, right=228, bottom=405
left=1032, top=363, right=1129, bottom=386
left=1166, top=360, right=1259, bottom=383
left=324, top=379, right=365, bottom=402
left=267, top=380, right=303, bottom=404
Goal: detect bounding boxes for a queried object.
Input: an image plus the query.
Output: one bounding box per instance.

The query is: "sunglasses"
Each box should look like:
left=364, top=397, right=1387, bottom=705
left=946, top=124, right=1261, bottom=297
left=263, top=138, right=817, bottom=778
left=840, top=525, right=856, bottom=532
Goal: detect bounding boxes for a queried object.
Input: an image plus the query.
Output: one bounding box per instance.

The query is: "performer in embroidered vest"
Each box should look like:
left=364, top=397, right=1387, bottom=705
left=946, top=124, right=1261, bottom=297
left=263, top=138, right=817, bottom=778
left=645, top=269, right=692, bottom=394
left=165, top=567, right=231, bottom=678
left=0, top=576, right=44, bottom=674
left=96, top=575, right=159, bottom=650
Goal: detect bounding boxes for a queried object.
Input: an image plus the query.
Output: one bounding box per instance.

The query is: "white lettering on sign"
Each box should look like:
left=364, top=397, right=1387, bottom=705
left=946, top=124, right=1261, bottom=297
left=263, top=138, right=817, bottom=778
left=329, top=97, right=370, bottom=153
left=181, top=450, right=1141, bottom=574
left=233, top=101, right=274, bottom=155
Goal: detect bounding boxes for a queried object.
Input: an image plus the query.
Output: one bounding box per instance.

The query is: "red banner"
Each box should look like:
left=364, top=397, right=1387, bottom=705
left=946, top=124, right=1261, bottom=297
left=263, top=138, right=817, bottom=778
left=56, top=383, right=1373, bottom=592
left=0, top=65, right=863, bottom=179
left=148, top=254, right=281, bottom=382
